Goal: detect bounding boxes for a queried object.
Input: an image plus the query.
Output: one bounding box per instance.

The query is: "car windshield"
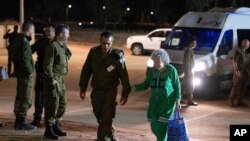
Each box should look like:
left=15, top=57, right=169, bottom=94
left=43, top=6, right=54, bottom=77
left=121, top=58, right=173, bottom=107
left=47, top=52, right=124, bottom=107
left=161, top=27, right=221, bottom=54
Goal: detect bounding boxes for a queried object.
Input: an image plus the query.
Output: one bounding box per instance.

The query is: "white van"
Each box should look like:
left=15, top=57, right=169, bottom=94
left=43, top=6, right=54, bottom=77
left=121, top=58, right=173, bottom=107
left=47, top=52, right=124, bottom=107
left=154, top=7, right=250, bottom=99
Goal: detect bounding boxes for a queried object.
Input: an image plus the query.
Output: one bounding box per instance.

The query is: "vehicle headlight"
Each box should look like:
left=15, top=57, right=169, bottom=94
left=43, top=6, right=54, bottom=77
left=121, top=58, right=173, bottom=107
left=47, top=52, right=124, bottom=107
left=193, top=77, right=201, bottom=86
left=192, top=62, right=206, bottom=72
left=147, top=58, right=154, bottom=67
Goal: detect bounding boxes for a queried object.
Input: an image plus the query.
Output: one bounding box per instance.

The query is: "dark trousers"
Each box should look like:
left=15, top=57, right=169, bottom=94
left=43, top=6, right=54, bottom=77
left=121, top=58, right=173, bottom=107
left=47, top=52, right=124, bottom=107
left=7, top=51, right=12, bottom=75
left=33, top=71, right=44, bottom=120
left=91, top=87, right=117, bottom=139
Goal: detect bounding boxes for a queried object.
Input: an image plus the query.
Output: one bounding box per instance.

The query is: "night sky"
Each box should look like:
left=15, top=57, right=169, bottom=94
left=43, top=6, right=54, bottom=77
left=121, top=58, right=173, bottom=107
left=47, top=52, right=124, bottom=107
left=0, top=0, right=86, bottom=22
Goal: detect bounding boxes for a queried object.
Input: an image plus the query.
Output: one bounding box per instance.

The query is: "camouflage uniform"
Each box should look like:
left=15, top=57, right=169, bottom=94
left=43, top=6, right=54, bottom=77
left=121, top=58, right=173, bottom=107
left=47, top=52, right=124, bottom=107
left=11, top=33, right=35, bottom=127
left=79, top=46, right=131, bottom=140
left=31, top=37, right=53, bottom=124
left=43, top=40, right=68, bottom=127
left=183, top=47, right=195, bottom=99
left=229, top=48, right=249, bottom=105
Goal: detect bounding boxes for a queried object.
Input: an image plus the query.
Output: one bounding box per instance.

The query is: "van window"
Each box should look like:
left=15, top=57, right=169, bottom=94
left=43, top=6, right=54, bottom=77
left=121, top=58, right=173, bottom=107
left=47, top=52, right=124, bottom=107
left=162, top=27, right=221, bottom=54
left=218, top=30, right=233, bottom=56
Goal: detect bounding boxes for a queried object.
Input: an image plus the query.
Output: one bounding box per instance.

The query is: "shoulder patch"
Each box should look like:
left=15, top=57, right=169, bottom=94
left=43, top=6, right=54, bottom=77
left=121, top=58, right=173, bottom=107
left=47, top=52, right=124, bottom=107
left=113, top=49, right=125, bottom=63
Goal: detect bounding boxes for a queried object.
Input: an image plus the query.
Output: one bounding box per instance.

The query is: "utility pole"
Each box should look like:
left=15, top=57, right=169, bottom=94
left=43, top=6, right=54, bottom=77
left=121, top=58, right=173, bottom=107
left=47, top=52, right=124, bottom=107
left=20, top=0, right=24, bottom=24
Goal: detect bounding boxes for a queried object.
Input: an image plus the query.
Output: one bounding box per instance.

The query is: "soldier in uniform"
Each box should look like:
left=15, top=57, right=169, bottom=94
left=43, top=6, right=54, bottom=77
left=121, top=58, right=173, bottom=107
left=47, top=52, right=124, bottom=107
left=182, top=38, right=198, bottom=106
left=43, top=24, right=70, bottom=140
left=228, top=39, right=249, bottom=107
left=30, top=24, right=55, bottom=127
left=3, top=25, right=19, bottom=76
left=79, top=31, right=131, bottom=141
left=10, top=21, right=36, bottom=130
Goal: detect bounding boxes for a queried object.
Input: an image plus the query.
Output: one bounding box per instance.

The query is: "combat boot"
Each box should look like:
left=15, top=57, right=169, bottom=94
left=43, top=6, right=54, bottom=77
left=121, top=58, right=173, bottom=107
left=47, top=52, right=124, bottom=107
left=17, top=116, right=37, bottom=130
left=44, top=125, right=59, bottom=140
left=14, top=117, right=20, bottom=129
left=52, top=122, right=67, bottom=136
left=0, top=122, right=4, bottom=127
left=31, top=117, right=42, bottom=127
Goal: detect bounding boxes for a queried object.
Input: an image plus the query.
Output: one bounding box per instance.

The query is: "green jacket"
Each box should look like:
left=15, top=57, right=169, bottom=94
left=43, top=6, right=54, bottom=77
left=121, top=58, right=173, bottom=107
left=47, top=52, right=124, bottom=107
left=43, top=40, right=68, bottom=83
left=132, top=64, right=181, bottom=122
left=79, top=46, right=131, bottom=98
left=11, top=33, right=34, bottom=77
left=234, top=48, right=248, bottom=73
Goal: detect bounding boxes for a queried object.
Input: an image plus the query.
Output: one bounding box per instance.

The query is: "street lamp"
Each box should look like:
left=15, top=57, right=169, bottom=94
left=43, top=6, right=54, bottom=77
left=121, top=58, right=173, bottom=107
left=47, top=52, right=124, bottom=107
left=102, top=5, right=106, bottom=10
left=66, top=4, right=72, bottom=21
left=126, top=7, right=130, bottom=12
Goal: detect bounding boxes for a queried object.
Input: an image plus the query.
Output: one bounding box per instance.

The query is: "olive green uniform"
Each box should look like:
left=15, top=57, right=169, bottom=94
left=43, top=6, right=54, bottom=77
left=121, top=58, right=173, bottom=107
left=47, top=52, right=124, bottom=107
left=43, top=40, right=68, bottom=126
left=229, top=48, right=249, bottom=103
left=183, top=47, right=195, bottom=98
left=11, top=34, right=35, bottom=118
left=79, top=46, right=131, bottom=140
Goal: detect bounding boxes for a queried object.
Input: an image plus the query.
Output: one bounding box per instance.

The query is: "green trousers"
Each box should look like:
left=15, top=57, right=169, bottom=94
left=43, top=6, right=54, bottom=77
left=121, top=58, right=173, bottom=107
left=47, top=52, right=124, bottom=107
left=91, top=87, right=117, bottom=139
left=14, top=75, right=33, bottom=117
left=150, top=121, right=168, bottom=141
left=44, top=76, right=66, bottom=126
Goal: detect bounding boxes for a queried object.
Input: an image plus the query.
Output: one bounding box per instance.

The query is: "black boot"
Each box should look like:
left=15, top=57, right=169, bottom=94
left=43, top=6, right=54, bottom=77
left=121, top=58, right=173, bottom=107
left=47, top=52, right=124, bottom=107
left=31, top=117, right=42, bottom=127
left=17, top=116, right=37, bottom=130
left=44, top=125, right=59, bottom=140
left=53, top=122, right=67, bottom=136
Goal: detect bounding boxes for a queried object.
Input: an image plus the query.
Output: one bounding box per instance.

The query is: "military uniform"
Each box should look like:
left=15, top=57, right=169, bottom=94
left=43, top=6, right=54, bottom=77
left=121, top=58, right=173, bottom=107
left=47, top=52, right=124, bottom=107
left=43, top=40, right=68, bottom=127
left=183, top=47, right=195, bottom=100
left=10, top=33, right=35, bottom=129
left=132, top=65, right=181, bottom=141
left=31, top=37, right=53, bottom=125
left=229, top=48, right=249, bottom=106
left=79, top=46, right=131, bottom=140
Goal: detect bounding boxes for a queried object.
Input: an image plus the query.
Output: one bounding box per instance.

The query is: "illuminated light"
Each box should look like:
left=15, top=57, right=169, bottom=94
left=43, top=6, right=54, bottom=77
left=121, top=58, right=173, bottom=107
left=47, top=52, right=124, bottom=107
left=147, top=58, right=154, bottom=67
left=193, top=77, right=201, bottom=86
left=90, top=21, right=94, bottom=25
left=102, top=6, right=106, bottom=10
left=193, top=62, right=206, bottom=72
left=126, top=7, right=130, bottom=12
left=78, top=22, right=82, bottom=26
left=68, top=4, right=72, bottom=8
left=150, top=11, right=154, bottom=15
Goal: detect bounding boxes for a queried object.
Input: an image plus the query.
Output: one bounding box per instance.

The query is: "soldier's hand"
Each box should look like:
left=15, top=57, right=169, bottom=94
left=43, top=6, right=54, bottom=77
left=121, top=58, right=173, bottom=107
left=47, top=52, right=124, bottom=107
left=80, top=90, right=86, bottom=100
left=52, top=80, right=57, bottom=85
left=119, top=96, right=127, bottom=105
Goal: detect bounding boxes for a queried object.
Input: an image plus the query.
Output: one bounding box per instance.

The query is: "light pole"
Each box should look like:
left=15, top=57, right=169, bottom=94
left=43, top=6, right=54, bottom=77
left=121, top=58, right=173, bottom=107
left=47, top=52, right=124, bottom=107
left=66, top=4, right=72, bottom=21
left=20, top=0, right=24, bottom=24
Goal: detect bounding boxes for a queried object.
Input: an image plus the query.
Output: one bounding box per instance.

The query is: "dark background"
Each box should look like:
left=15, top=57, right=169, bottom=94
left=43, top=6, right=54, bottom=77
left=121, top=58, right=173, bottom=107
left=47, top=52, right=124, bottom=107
left=1, top=0, right=250, bottom=31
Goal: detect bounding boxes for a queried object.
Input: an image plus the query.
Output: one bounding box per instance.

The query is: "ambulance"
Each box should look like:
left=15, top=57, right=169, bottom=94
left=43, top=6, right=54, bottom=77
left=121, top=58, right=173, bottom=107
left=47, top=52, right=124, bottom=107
left=152, top=7, right=250, bottom=99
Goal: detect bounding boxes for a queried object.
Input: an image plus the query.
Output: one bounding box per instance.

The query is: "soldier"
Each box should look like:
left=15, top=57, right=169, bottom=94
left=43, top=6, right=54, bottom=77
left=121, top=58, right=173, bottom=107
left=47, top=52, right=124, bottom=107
left=30, top=24, right=55, bottom=127
left=228, top=39, right=249, bottom=107
left=182, top=38, right=198, bottom=106
left=79, top=31, right=131, bottom=141
left=43, top=24, right=70, bottom=140
left=10, top=21, right=36, bottom=130
left=3, top=25, right=19, bottom=76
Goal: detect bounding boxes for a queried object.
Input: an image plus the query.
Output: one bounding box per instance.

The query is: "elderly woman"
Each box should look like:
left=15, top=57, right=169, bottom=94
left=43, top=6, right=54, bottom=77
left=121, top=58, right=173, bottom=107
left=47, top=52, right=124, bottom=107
left=132, top=48, right=181, bottom=141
